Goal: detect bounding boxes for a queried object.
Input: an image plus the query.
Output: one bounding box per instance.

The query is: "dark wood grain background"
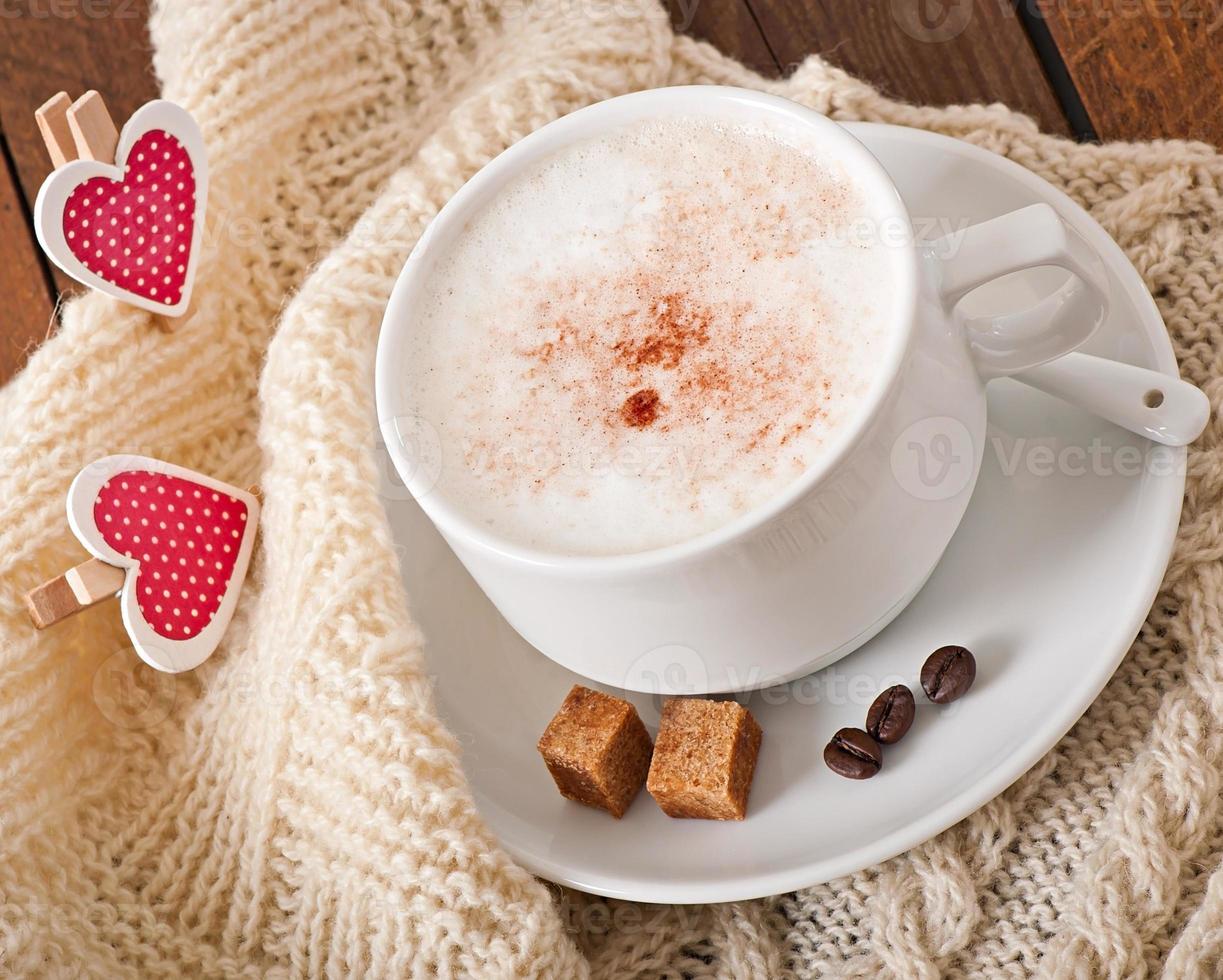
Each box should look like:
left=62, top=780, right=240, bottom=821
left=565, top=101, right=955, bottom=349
left=2, top=0, right=1220, bottom=385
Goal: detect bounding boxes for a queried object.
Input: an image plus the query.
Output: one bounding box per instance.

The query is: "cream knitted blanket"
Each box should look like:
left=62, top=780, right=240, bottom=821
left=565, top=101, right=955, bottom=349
left=3, top=1, right=1221, bottom=976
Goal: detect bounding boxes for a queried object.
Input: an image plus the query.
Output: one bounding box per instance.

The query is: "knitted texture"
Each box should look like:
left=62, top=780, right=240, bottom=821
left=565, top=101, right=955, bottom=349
left=1, top=1, right=1221, bottom=976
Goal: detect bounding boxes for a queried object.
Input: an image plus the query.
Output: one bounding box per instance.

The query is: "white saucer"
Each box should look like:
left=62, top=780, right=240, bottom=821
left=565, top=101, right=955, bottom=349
left=380, top=122, right=1185, bottom=903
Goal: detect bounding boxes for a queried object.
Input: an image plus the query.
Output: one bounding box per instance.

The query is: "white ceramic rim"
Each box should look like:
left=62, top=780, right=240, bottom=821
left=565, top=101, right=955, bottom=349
left=374, top=86, right=919, bottom=574
left=475, top=122, right=1185, bottom=902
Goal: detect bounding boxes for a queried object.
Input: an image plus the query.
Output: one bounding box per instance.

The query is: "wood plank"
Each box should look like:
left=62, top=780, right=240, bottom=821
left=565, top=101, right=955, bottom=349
left=0, top=1, right=157, bottom=297
left=744, top=0, right=1073, bottom=136
left=1036, top=0, right=1223, bottom=145
left=665, top=0, right=780, bottom=75
left=0, top=133, right=55, bottom=382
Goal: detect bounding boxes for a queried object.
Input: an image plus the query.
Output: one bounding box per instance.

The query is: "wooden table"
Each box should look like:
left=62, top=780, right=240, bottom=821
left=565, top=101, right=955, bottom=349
left=1, top=0, right=1219, bottom=385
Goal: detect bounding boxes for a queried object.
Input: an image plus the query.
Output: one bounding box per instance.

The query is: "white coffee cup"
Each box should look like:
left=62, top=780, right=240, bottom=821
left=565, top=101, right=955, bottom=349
left=376, top=86, right=1111, bottom=694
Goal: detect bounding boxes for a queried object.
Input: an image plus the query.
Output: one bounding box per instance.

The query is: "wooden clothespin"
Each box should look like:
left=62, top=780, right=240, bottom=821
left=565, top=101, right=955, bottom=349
left=26, top=456, right=260, bottom=674
left=65, top=90, right=120, bottom=163
left=35, top=90, right=120, bottom=165
left=26, top=557, right=126, bottom=628
left=33, top=92, right=208, bottom=331
left=34, top=92, right=76, bottom=169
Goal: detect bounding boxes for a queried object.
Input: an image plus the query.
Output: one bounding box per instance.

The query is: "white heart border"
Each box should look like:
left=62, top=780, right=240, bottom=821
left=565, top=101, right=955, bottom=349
left=67, top=455, right=259, bottom=673
left=34, top=100, right=209, bottom=318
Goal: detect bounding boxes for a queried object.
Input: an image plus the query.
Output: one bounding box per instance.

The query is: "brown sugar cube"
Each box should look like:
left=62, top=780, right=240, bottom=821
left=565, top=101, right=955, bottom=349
left=646, top=697, right=763, bottom=820
left=537, top=685, right=653, bottom=818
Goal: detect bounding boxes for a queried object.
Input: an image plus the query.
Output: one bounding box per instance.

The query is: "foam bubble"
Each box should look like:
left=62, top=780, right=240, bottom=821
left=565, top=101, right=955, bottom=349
left=402, top=116, right=897, bottom=555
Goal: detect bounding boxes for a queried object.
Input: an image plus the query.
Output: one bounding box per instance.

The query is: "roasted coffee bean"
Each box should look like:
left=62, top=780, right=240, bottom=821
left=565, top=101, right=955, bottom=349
left=920, top=645, right=976, bottom=704
left=865, top=684, right=916, bottom=744
left=823, top=727, right=883, bottom=779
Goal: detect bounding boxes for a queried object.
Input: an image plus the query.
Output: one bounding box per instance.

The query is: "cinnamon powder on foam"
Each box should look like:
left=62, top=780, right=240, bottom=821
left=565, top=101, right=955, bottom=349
left=477, top=173, right=850, bottom=496
left=407, top=118, right=890, bottom=554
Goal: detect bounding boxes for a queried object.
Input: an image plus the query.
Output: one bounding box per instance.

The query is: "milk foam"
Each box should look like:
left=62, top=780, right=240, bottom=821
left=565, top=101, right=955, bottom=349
left=402, top=116, right=898, bottom=555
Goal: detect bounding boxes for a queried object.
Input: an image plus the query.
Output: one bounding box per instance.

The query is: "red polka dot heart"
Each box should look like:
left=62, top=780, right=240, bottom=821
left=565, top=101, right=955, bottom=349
left=34, top=101, right=207, bottom=318
left=67, top=456, right=259, bottom=674
left=94, top=472, right=247, bottom=641
left=63, top=130, right=195, bottom=308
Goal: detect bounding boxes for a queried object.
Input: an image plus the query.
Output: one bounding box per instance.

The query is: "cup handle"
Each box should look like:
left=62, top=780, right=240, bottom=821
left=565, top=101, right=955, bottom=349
left=933, top=203, right=1110, bottom=380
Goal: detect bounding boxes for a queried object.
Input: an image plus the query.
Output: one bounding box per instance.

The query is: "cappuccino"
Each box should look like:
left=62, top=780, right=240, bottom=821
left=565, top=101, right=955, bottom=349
left=401, top=115, right=900, bottom=555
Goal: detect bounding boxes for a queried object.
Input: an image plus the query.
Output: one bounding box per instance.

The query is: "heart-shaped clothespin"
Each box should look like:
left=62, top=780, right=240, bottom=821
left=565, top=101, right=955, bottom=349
left=33, top=92, right=207, bottom=323
left=26, top=456, right=259, bottom=673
